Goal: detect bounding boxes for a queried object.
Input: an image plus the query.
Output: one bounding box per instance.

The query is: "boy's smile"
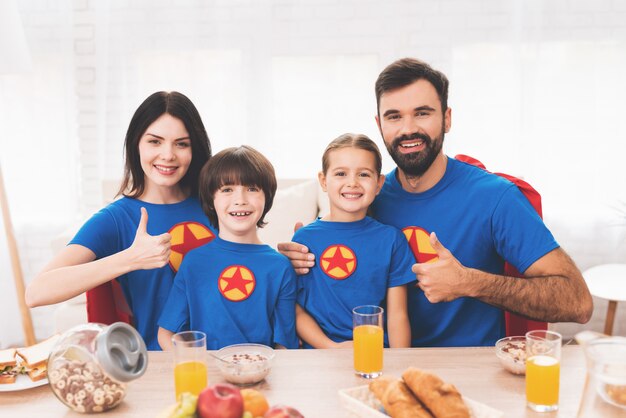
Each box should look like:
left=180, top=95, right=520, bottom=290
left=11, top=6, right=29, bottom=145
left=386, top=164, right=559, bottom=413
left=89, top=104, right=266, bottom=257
left=229, top=210, right=253, bottom=217
left=213, top=184, right=265, bottom=244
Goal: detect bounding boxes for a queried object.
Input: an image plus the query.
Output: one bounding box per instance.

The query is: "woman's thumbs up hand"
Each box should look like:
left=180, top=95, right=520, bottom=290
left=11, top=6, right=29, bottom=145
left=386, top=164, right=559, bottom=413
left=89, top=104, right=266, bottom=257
left=127, top=207, right=172, bottom=270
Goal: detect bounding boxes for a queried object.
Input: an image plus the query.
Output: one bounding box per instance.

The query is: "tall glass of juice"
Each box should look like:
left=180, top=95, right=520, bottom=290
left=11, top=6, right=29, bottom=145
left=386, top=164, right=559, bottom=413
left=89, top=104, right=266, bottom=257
left=526, top=330, right=562, bottom=412
left=353, top=305, right=384, bottom=378
left=172, top=331, right=208, bottom=400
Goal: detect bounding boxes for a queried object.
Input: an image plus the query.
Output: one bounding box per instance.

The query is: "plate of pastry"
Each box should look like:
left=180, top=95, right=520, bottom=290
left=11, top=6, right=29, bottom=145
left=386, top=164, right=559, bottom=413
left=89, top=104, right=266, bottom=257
left=339, top=367, right=503, bottom=418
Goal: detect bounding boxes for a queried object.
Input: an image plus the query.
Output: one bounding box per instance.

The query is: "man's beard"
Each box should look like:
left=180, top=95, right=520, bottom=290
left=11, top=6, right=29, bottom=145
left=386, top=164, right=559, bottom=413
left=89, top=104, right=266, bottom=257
left=385, top=129, right=444, bottom=177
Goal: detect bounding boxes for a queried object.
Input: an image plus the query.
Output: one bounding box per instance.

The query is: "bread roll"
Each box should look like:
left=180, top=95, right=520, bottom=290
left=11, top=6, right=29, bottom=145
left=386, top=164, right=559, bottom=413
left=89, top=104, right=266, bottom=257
left=402, top=367, right=470, bottom=418
left=369, top=377, right=434, bottom=418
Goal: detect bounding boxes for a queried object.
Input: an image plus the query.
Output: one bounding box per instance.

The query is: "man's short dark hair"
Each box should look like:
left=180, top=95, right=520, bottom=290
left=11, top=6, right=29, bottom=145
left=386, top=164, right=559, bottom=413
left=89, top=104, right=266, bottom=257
left=375, top=58, right=449, bottom=115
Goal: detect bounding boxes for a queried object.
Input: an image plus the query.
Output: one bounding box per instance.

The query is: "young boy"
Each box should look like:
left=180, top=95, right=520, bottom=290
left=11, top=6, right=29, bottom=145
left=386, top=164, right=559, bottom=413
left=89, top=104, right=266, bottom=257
left=157, top=146, right=298, bottom=350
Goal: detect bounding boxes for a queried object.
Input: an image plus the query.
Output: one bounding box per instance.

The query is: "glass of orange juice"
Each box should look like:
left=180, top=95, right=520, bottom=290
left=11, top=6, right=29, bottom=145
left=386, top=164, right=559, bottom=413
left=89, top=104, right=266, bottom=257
left=353, top=305, right=384, bottom=378
left=172, top=331, right=208, bottom=400
left=526, top=330, right=562, bottom=412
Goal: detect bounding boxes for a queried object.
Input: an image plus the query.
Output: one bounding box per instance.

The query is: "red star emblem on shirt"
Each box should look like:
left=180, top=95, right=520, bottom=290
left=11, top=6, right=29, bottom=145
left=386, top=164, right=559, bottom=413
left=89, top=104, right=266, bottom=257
left=403, top=226, right=438, bottom=264
left=320, top=244, right=357, bottom=280
left=218, top=265, right=255, bottom=301
left=168, top=222, right=215, bottom=272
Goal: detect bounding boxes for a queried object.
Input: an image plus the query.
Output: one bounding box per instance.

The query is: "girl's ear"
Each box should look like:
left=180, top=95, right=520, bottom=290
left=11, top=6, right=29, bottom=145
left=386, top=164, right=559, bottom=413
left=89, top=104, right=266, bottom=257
left=318, top=171, right=327, bottom=192
left=375, top=174, right=385, bottom=195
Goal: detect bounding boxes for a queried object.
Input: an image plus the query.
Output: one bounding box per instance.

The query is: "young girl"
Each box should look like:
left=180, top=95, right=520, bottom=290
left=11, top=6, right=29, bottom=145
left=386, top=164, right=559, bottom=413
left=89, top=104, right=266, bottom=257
left=293, top=133, right=415, bottom=348
left=26, top=91, right=214, bottom=350
left=157, top=146, right=298, bottom=350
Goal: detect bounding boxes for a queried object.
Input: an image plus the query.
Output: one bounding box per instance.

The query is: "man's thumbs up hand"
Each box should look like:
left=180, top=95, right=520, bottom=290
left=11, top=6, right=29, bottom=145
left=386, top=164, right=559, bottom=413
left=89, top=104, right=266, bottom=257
left=128, top=207, right=171, bottom=270
left=429, top=231, right=452, bottom=260
left=411, top=232, right=470, bottom=303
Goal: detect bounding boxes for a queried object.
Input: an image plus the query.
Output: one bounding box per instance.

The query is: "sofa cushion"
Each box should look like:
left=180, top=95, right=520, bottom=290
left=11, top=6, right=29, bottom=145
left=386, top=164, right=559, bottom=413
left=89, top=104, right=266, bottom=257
left=259, top=179, right=320, bottom=248
left=317, top=180, right=330, bottom=218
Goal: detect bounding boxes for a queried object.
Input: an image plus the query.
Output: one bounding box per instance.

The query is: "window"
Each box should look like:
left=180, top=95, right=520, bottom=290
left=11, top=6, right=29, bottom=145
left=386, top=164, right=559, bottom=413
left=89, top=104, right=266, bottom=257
left=449, top=41, right=626, bottom=219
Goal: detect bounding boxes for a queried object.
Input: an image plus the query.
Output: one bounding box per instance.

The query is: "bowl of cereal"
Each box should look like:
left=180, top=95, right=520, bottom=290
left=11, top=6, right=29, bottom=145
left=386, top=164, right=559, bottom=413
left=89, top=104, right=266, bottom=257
left=213, top=343, right=274, bottom=386
left=495, top=336, right=526, bottom=375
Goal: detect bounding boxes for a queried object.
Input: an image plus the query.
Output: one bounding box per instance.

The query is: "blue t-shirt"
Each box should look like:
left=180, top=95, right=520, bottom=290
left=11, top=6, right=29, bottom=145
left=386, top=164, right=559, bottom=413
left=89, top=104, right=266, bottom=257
left=70, top=196, right=215, bottom=350
left=158, top=237, right=298, bottom=350
left=292, top=217, right=416, bottom=346
left=371, top=157, right=559, bottom=347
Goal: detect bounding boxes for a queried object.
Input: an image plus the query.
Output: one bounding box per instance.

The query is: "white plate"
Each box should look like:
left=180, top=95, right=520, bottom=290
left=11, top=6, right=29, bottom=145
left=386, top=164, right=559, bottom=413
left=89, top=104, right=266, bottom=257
left=339, top=385, right=504, bottom=418
left=0, top=374, right=48, bottom=392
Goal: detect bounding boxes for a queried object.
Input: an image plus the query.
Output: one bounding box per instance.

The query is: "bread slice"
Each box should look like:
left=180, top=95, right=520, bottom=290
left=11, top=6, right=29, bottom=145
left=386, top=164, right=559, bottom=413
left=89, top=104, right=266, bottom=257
left=0, top=348, right=18, bottom=384
left=27, top=365, right=48, bottom=382
left=16, top=334, right=60, bottom=382
left=16, top=334, right=60, bottom=370
left=0, top=348, right=17, bottom=367
left=0, top=372, right=17, bottom=384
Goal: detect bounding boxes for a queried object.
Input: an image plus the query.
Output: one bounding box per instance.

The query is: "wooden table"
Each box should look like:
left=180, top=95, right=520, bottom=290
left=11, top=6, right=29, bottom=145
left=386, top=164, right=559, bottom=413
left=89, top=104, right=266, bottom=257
left=0, top=346, right=587, bottom=417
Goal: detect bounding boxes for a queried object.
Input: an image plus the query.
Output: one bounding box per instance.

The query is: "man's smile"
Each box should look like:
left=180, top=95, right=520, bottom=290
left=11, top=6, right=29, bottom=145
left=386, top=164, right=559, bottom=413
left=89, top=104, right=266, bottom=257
left=397, top=138, right=427, bottom=154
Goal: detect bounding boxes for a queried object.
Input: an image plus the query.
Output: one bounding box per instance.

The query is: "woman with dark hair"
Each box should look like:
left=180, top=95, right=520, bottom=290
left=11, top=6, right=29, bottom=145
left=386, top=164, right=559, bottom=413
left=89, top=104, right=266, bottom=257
left=26, top=91, right=215, bottom=350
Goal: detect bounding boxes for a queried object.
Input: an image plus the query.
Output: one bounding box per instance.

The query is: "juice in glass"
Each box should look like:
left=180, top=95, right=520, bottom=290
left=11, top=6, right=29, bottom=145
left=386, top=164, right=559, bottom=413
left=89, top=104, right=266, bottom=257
left=525, top=330, right=562, bottom=412
left=526, top=355, right=560, bottom=409
left=353, top=324, right=383, bottom=374
left=172, top=331, right=207, bottom=400
left=174, top=360, right=208, bottom=399
left=353, top=305, right=384, bottom=378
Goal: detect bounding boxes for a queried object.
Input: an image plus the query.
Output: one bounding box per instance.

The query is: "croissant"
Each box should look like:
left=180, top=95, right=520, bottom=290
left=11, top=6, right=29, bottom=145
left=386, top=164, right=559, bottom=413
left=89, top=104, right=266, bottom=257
left=369, top=376, right=394, bottom=401
left=401, top=367, right=470, bottom=418
left=369, top=377, right=434, bottom=418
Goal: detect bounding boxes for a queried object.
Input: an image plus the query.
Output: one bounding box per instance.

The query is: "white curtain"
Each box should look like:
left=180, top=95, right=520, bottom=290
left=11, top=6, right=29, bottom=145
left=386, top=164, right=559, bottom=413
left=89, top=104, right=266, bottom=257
left=91, top=1, right=384, bottom=198
left=447, top=41, right=626, bottom=223
left=0, top=0, right=77, bottom=346
left=90, top=0, right=626, bottom=222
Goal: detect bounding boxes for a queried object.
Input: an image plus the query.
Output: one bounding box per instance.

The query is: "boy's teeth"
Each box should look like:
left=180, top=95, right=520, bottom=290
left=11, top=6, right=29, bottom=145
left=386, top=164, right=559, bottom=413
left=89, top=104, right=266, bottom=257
left=342, top=193, right=361, bottom=198
left=230, top=212, right=251, bottom=216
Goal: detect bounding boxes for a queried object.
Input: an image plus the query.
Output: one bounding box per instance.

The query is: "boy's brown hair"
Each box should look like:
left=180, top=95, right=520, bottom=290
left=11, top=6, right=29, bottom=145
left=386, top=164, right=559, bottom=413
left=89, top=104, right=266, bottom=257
left=199, top=145, right=277, bottom=229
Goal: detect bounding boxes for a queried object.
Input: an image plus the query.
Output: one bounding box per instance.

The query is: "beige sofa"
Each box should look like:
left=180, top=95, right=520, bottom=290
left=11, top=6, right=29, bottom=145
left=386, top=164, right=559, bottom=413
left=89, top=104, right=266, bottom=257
left=51, top=179, right=626, bottom=339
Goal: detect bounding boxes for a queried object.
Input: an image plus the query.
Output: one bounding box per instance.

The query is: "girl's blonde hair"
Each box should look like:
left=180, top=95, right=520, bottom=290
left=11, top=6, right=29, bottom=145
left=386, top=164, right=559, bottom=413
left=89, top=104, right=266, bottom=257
left=321, top=133, right=382, bottom=175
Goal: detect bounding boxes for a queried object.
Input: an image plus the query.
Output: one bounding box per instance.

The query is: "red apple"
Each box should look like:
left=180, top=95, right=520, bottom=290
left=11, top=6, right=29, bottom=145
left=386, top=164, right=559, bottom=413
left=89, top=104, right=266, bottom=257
left=197, top=383, right=244, bottom=418
left=263, top=405, right=304, bottom=418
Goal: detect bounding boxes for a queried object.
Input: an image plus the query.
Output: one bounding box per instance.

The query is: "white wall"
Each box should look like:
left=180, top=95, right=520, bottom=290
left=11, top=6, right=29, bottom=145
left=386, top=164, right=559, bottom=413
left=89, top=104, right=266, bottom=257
left=1, top=0, right=626, bottom=345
